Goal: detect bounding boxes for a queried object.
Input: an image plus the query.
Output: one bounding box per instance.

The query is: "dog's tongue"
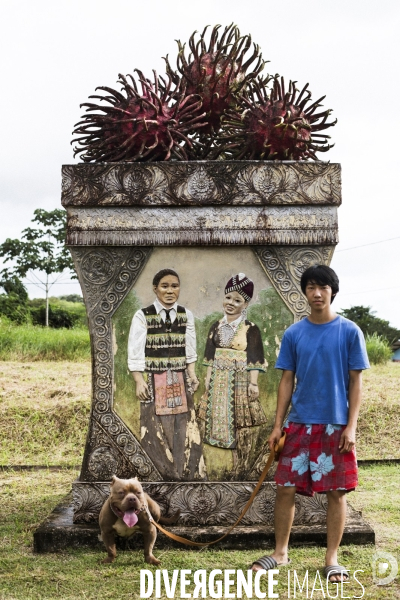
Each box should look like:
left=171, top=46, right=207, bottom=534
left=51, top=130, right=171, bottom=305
left=123, top=509, right=138, bottom=527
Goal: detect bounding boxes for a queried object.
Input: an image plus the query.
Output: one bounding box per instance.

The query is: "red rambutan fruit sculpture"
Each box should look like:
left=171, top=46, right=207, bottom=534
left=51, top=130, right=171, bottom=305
left=217, top=76, right=337, bottom=160
left=72, top=70, right=207, bottom=162
left=164, top=24, right=265, bottom=135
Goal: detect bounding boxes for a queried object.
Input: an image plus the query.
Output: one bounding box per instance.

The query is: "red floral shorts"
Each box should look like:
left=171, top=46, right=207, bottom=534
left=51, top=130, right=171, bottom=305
left=274, top=422, right=358, bottom=496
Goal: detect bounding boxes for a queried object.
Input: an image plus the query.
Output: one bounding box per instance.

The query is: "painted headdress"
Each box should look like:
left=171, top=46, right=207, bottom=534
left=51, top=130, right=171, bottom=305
left=224, top=273, right=254, bottom=302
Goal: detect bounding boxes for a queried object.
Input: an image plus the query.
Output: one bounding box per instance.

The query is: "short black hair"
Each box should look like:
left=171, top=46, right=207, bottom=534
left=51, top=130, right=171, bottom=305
left=152, top=269, right=180, bottom=287
left=300, top=265, right=339, bottom=303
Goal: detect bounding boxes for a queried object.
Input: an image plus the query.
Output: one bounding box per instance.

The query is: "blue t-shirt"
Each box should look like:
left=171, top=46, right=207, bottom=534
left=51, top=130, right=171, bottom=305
left=275, top=315, right=370, bottom=425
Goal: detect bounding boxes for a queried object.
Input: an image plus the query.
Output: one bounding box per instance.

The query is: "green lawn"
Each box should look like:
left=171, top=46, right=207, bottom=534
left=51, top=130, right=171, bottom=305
left=0, top=360, right=399, bottom=598
left=0, top=465, right=399, bottom=599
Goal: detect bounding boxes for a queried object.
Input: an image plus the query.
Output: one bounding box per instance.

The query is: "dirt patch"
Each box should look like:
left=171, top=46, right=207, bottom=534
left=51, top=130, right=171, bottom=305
left=0, top=361, right=90, bottom=411
left=0, top=362, right=91, bottom=465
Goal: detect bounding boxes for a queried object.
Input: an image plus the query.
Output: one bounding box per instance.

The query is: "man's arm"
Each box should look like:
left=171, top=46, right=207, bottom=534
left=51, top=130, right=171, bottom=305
left=339, top=369, right=362, bottom=453
left=185, top=309, right=198, bottom=364
left=268, top=369, right=295, bottom=450
left=128, top=310, right=150, bottom=401
left=185, top=309, right=199, bottom=391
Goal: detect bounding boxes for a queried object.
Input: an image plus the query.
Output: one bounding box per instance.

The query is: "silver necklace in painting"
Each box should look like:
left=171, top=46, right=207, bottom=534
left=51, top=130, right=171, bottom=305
left=218, top=315, right=243, bottom=347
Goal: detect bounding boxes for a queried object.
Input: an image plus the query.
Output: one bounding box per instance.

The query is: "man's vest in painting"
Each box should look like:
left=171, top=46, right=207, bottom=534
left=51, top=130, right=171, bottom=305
left=142, top=304, right=187, bottom=373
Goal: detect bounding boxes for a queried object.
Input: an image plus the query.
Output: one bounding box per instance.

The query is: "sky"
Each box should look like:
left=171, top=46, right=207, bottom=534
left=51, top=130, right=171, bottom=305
left=1, top=0, right=399, bottom=327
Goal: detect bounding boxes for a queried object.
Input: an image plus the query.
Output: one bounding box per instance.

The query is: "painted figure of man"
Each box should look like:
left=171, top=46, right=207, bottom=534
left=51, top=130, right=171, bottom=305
left=127, top=268, right=205, bottom=480
left=252, top=265, right=369, bottom=583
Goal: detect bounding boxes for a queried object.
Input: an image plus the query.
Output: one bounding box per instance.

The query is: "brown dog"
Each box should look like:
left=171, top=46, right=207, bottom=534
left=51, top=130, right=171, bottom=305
left=99, top=475, right=177, bottom=565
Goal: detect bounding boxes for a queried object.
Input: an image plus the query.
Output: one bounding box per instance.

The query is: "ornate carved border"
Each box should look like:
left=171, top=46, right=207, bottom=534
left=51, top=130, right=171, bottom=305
left=70, top=246, right=161, bottom=482
left=62, top=162, right=341, bottom=207
left=255, top=246, right=335, bottom=320
left=72, top=481, right=328, bottom=526
left=66, top=206, right=338, bottom=246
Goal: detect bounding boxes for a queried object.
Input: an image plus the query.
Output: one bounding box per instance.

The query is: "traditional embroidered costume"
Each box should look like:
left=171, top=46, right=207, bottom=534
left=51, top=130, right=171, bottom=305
left=128, top=298, right=204, bottom=480
left=199, top=316, right=267, bottom=448
left=198, top=274, right=267, bottom=459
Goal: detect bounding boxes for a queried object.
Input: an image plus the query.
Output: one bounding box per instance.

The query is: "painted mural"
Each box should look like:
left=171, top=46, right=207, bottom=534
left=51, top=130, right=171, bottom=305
left=112, top=247, right=293, bottom=481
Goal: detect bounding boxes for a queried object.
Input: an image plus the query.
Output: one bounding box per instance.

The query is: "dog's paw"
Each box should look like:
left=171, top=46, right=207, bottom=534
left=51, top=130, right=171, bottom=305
left=100, top=556, right=115, bottom=564
left=146, top=555, right=161, bottom=566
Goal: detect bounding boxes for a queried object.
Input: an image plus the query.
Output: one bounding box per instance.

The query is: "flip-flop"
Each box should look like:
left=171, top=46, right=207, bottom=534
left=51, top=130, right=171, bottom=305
left=324, top=565, right=349, bottom=582
left=250, top=556, right=291, bottom=571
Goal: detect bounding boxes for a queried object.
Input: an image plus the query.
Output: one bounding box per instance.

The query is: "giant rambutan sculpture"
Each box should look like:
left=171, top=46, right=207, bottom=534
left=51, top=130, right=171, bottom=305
left=217, top=76, right=337, bottom=160
left=164, top=24, right=265, bottom=135
left=72, top=70, right=207, bottom=162
left=72, top=25, right=337, bottom=162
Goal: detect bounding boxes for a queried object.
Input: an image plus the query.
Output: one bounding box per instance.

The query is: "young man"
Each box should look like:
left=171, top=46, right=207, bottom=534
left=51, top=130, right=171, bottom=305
left=252, top=265, right=369, bottom=583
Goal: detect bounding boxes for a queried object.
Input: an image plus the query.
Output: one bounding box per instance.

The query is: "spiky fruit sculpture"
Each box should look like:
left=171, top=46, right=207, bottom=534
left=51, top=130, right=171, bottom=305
left=72, top=70, right=206, bottom=162
left=218, top=76, right=337, bottom=160
left=165, top=24, right=264, bottom=135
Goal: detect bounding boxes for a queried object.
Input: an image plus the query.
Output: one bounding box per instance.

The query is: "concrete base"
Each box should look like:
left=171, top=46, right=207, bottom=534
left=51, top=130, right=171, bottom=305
left=33, top=493, right=375, bottom=553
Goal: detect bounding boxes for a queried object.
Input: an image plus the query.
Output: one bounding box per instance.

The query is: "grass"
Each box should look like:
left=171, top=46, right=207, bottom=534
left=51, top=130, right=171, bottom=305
left=357, top=361, right=400, bottom=459
left=365, top=333, right=393, bottom=365
left=0, top=360, right=399, bottom=598
left=0, top=465, right=399, bottom=599
left=0, top=321, right=90, bottom=361
left=0, top=362, right=90, bottom=465
left=1, top=361, right=399, bottom=467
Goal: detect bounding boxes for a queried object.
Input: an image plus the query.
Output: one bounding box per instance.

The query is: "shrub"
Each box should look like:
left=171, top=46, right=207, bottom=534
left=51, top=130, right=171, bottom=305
left=365, top=333, right=392, bottom=365
left=0, top=276, right=30, bottom=324
left=0, top=292, right=31, bottom=324
left=30, top=303, right=81, bottom=328
left=29, top=297, right=87, bottom=329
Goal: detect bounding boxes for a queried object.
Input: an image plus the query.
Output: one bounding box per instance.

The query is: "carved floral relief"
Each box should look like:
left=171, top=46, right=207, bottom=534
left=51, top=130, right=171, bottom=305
left=62, top=162, right=341, bottom=207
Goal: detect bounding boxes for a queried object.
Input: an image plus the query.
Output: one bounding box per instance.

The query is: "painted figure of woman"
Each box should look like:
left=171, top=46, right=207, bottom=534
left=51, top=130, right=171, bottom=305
left=198, top=273, right=267, bottom=476
left=127, top=268, right=205, bottom=481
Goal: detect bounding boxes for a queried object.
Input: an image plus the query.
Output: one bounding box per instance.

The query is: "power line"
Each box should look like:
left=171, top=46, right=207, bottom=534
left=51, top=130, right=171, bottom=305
left=23, top=282, right=78, bottom=285
left=336, top=236, right=400, bottom=252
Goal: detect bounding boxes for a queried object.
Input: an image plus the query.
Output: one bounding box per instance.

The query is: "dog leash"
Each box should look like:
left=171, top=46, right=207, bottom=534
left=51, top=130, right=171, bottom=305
left=146, top=433, right=286, bottom=548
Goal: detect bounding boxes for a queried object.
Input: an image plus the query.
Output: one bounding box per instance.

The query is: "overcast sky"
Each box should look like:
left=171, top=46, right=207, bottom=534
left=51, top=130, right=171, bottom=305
left=1, top=0, right=399, bottom=326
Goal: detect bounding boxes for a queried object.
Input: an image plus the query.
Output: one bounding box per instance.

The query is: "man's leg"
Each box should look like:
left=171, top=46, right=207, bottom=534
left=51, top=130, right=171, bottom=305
left=325, top=490, right=347, bottom=582
left=252, top=485, right=295, bottom=571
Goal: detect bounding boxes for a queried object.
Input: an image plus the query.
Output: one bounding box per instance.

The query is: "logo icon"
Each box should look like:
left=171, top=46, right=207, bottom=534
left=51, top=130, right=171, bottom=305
left=372, top=551, right=398, bottom=586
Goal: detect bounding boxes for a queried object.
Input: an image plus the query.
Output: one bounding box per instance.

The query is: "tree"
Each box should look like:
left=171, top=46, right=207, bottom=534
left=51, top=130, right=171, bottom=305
left=0, top=209, right=75, bottom=326
left=59, top=294, right=84, bottom=303
left=339, top=306, right=400, bottom=345
left=0, top=275, right=30, bottom=324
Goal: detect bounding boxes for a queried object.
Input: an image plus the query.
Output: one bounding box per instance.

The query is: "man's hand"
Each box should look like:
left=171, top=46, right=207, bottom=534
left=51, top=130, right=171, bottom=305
left=339, top=426, right=356, bottom=453
left=188, top=375, right=200, bottom=392
left=132, top=372, right=150, bottom=401
left=268, top=425, right=283, bottom=451
left=187, top=363, right=200, bottom=392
